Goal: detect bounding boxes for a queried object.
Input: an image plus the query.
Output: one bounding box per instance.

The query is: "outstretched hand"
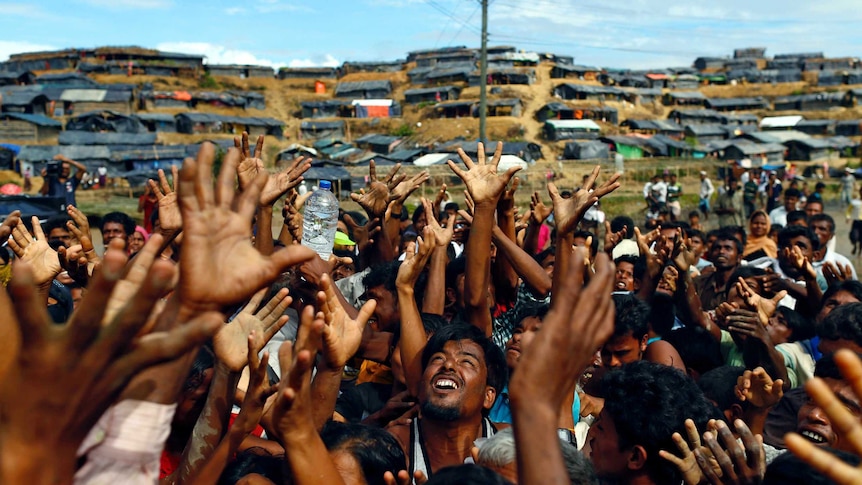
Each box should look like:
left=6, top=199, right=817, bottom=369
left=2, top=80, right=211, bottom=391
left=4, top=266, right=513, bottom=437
left=235, top=132, right=266, bottom=191
left=735, top=276, right=786, bottom=326
left=548, top=166, right=620, bottom=235
left=659, top=419, right=709, bottom=485
left=421, top=198, right=453, bottom=248
left=530, top=191, right=552, bottom=225
left=214, top=288, right=292, bottom=372
left=0, top=210, right=20, bottom=241
left=8, top=216, right=61, bottom=288
left=260, top=156, right=312, bottom=207
left=735, top=367, right=783, bottom=409
left=176, top=143, right=316, bottom=313
left=0, top=244, right=222, bottom=482
left=696, top=420, right=766, bottom=485
left=148, top=165, right=182, bottom=232
left=447, top=142, right=520, bottom=208
left=318, top=273, right=376, bottom=369
left=350, top=161, right=404, bottom=218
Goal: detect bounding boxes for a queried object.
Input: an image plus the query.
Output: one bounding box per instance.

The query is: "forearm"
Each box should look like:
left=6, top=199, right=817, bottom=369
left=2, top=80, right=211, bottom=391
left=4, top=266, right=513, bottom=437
left=255, top=206, right=274, bottom=256
left=493, top=209, right=519, bottom=303
left=385, top=203, right=403, bottom=250
left=311, top=366, right=344, bottom=431
left=682, top=275, right=721, bottom=341
left=422, top=248, right=447, bottom=315
left=186, top=429, right=245, bottom=485
left=169, top=363, right=239, bottom=485
left=523, top=222, right=541, bottom=255
left=551, top=233, right=574, bottom=296
left=465, top=204, right=495, bottom=335
left=398, top=286, right=428, bottom=396
left=492, top=227, right=551, bottom=297
left=512, top=405, right=570, bottom=485
left=277, top=219, right=294, bottom=246
left=281, top=428, right=347, bottom=485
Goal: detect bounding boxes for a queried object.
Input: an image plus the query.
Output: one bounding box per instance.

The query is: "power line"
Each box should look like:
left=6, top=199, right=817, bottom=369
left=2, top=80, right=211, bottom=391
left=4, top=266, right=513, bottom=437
left=421, top=0, right=482, bottom=35
left=445, top=1, right=481, bottom=48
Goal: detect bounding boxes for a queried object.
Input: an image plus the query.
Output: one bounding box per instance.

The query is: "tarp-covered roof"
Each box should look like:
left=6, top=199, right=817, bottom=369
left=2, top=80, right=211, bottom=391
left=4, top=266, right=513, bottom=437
left=17, top=145, right=111, bottom=162
left=413, top=153, right=455, bottom=167
left=760, top=115, right=804, bottom=129
left=0, top=112, right=61, bottom=127
left=176, top=113, right=283, bottom=127
left=726, top=142, right=786, bottom=155
left=59, top=131, right=157, bottom=145
left=334, top=80, right=392, bottom=95
left=404, top=86, right=460, bottom=96
left=545, top=119, right=601, bottom=130
left=667, top=91, right=707, bottom=100
left=300, top=120, right=345, bottom=130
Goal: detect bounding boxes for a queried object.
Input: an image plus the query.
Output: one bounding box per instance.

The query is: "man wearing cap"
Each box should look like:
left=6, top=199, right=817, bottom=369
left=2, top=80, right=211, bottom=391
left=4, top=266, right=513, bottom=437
left=841, top=168, right=856, bottom=208
left=699, top=171, right=715, bottom=220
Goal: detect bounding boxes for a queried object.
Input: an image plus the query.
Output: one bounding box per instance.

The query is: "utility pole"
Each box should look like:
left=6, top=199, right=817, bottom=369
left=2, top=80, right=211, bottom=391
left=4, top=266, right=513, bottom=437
left=478, top=0, right=488, bottom=144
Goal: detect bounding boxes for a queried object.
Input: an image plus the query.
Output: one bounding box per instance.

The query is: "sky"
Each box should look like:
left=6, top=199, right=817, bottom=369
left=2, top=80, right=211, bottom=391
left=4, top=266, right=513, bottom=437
left=2, top=0, right=862, bottom=70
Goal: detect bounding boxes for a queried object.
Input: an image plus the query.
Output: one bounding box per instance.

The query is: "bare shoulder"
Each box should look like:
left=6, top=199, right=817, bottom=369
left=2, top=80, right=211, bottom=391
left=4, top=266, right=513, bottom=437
left=645, top=339, right=686, bottom=372
left=387, top=421, right=411, bottom=453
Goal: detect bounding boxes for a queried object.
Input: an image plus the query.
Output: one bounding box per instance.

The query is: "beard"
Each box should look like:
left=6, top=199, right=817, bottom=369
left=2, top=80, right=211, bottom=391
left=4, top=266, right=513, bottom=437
left=421, top=400, right=462, bottom=421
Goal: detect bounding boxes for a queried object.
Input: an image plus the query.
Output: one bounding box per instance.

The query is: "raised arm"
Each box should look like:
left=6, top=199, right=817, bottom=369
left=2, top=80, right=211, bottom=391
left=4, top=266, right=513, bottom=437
left=493, top=177, right=521, bottom=304
left=447, top=142, right=521, bottom=336
left=396, top=230, right=437, bottom=396
left=419, top=198, right=453, bottom=315
left=510, top=251, right=615, bottom=485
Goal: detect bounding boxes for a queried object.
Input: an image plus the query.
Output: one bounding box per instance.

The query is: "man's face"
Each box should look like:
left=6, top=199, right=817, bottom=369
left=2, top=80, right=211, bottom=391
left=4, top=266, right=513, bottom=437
left=128, top=231, right=146, bottom=254
left=727, top=277, right=762, bottom=309
left=710, top=239, right=740, bottom=271
left=419, top=339, right=494, bottom=421
left=414, top=212, right=428, bottom=234
left=785, top=195, right=799, bottom=212
left=48, top=227, right=72, bottom=248
left=779, top=236, right=815, bottom=279
left=364, top=285, right=398, bottom=332
left=670, top=175, right=677, bottom=184
left=806, top=202, right=824, bottom=218
left=505, top=316, right=542, bottom=370
left=614, top=261, right=636, bottom=292
left=810, top=220, right=834, bottom=248
left=540, top=253, right=555, bottom=279
left=101, top=222, right=128, bottom=248
left=797, top=377, right=861, bottom=451
left=659, top=228, right=677, bottom=255
left=690, top=235, right=705, bottom=258
left=60, top=162, right=71, bottom=178
left=588, top=409, right=631, bottom=480
left=817, top=290, right=861, bottom=324
left=601, top=332, right=646, bottom=369
left=766, top=311, right=793, bottom=345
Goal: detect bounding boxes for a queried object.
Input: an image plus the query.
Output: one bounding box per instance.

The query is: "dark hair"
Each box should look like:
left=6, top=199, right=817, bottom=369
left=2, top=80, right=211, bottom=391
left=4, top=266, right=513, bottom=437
left=809, top=213, right=835, bottom=233
left=183, top=346, right=215, bottom=394
left=728, top=265, right=767, bottom=285
left=614, top=254, right=638, bottom=268
left=534, top=246, right=555, bottom=266
left=400, top=205, right=410, bottom=222
left=713, top=229, right=744, bottom=255
left=517, top=303, right=550, bottom=324
left=445, top=255, right=467, bottom=290
left=777, top=225, right=820, bottom=252
left=822, top=281, right=862, bottom=306
left=421, top=324, right=508, bottom=397
left=784, top=188, right=802, bottom=199
left=320, top=421, right=406, bottom=485
left=412, top=204, right=426, bottom=224
left=664, top=326, right=723, bottom=378
left=101, top=211, right=135, bottom=237
left=688, top=228, right=705, bottom=241
left=612, top=293, right=650, bottom=340
left=689, top=210, right=701, bottom=219
left=573, top=230, right=599, bottom=255
left=363, top=260, right=401, bottom=293
left=602, top=361, right=718, bottom=484
left=219, top=450, right=285, bottom=485
left=43, top=215, right=70, bottom=235
left=725, top=225, right=747, bottom=248
left=425, top=464, right=515, bottom=485
left=420, top=313, right=449, bottom=335
left=444, top=202, right=459, bottom=212
left=776, top=307, right=815, bottom=342
left=610, top=215, right=635, bottom=239
left=764, top=447, right=861, bottom=485
left=814, top=352, right=845, bottom=380
left=698, top=366, right=745, bottom=413
left=786, top=210, right=808, bottom=226
left=817, top=303, right=862, bottom=347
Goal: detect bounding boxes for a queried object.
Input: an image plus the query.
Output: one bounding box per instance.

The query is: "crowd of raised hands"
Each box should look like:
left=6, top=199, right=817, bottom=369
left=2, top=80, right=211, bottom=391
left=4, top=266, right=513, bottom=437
left=3, top=131, right=862, bottom=485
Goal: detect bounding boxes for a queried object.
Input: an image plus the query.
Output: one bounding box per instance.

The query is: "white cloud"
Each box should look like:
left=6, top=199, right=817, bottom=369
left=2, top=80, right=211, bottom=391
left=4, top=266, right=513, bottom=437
left=225, top=6, right=246, bottom=15
left=0, top=40, right=58, bottom=62
left=287, top=54, right=341, bottom=68
left=0, top=2, right=61, bottom=19
left=156, top=42, right=340, bottom=69
left=254, top=1, right=312, bottom=13
left=79, top=0, right=171, bottom=7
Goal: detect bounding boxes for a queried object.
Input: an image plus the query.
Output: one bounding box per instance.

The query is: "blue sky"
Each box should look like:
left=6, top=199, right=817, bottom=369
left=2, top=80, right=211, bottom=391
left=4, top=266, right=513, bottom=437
left=3, top=0, right=862, bottom=69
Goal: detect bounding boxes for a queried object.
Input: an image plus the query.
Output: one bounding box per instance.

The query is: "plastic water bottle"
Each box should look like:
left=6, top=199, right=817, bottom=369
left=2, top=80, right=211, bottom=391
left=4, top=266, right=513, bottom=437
left=301, top=180, right=339, bottom=261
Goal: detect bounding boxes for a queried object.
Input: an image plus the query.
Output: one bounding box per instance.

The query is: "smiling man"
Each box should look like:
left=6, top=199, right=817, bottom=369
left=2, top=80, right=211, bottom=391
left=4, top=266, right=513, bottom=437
left=795, top=353, right=862, bottom=451
left=388, top=324, right=508, bottom=479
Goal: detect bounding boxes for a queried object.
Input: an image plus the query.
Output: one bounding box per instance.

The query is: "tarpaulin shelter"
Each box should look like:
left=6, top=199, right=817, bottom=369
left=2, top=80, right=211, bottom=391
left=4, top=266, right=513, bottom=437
left=563, top=141, right=610, bottom=160
left=352, top=99, right=401, bottom=118
left=66, top=110, right=146, bottom=133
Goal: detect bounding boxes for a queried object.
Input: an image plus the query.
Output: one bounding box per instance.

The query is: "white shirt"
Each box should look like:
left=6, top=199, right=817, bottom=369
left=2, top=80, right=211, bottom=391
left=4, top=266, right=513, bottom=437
left=700, top=178, right=715, bottom=199
left=769, top=206, right=788, bottom=227
left=650, top=181, right=668, bottom=203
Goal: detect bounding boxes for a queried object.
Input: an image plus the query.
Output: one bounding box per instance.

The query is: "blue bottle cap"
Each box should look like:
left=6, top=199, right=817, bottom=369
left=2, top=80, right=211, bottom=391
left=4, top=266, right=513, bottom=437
left=319, top=180, right=332, bottom=190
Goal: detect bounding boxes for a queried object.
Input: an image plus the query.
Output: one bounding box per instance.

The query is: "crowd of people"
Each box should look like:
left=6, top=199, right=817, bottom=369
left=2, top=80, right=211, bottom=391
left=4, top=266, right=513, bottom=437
left=3, top=133, right=862, bottom=485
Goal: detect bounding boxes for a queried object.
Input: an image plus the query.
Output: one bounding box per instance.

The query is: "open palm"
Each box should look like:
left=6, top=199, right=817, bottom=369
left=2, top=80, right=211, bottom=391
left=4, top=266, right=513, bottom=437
left=448, top=142, right=520, bottom=206
left=214, top=288, right=291, bottom=371
left=9, top=216, right=61, bottom=286
left=177, top=144, right=316, bottom=311
left=318, top=273, right=376, bottom=369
